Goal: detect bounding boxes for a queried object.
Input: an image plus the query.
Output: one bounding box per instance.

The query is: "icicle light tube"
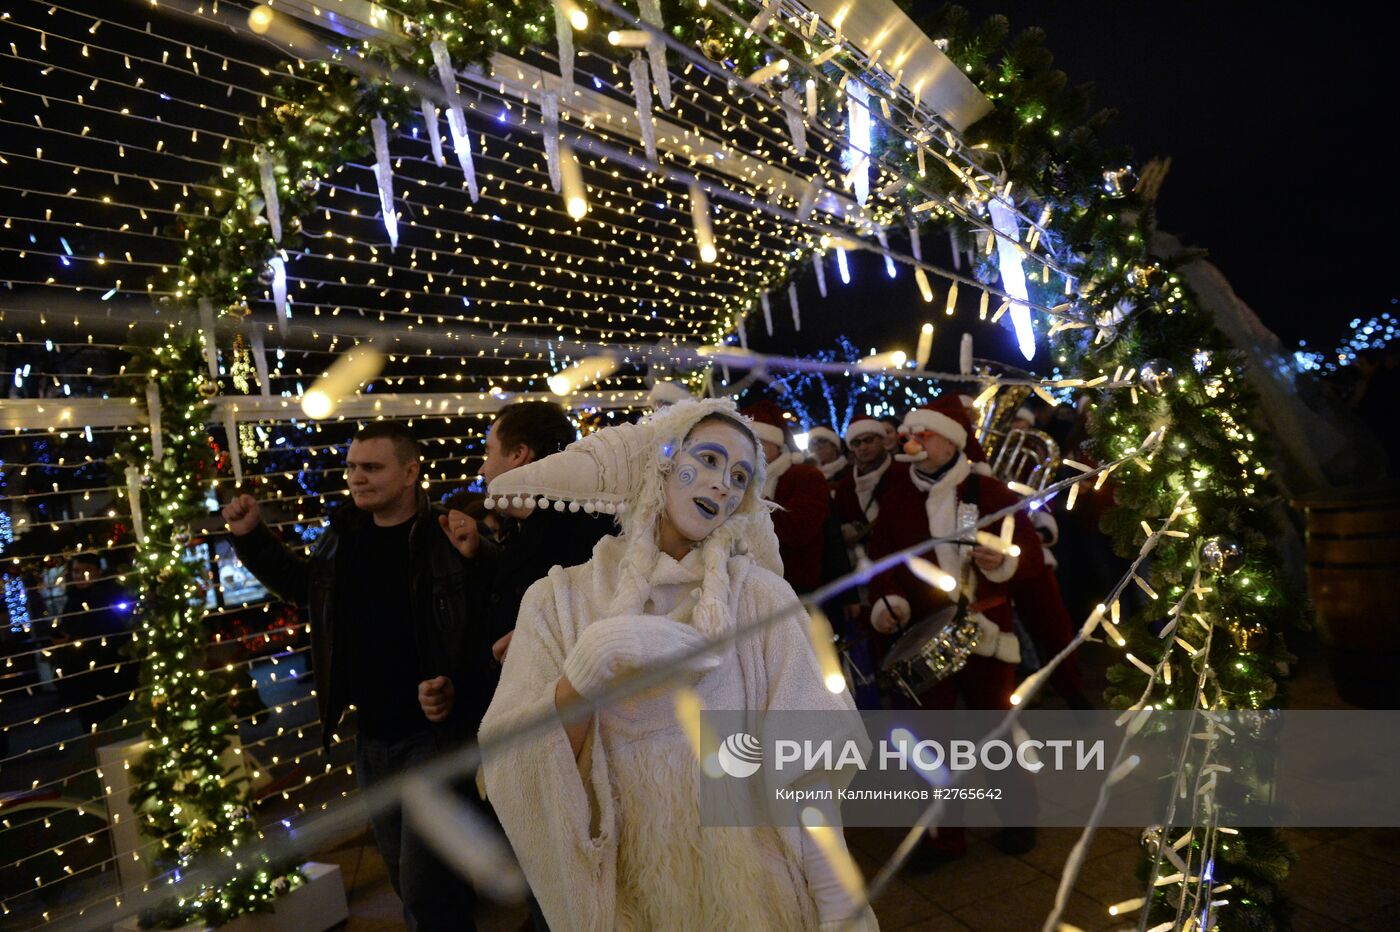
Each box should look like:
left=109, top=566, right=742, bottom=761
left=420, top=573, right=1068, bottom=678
left=300, top=345, right=385, bottom=419
left=547, top=355, right=620, bottom=395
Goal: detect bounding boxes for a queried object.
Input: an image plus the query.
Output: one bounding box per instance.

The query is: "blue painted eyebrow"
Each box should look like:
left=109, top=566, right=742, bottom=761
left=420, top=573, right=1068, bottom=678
left=686, top=441, right=731, bottom=463
left=733, top=459, right=755, bottom=476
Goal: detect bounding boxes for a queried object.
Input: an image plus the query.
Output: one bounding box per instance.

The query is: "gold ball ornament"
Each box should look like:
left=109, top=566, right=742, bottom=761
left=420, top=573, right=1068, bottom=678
left=1140, top=825, right=1164, bottom=857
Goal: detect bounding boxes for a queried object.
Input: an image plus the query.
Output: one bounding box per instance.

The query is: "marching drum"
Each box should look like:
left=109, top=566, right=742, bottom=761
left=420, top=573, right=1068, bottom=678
left=878, top=605, right=983, bottom=704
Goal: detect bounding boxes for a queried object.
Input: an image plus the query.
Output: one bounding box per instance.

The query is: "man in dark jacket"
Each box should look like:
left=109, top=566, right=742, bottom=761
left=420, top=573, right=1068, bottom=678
left=440, top=400, right=614, bottom=661
left=224, top=422, right=480, bottom=931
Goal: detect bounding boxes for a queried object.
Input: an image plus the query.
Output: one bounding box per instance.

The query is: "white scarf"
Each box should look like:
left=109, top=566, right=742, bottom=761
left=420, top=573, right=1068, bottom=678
left=852, top=456, right=892, bottom=517
left=762, top=450, right=798, bottom=499
left=908, top=453, right=973, bottom=574
left=818, top=455, right=848, bottom=480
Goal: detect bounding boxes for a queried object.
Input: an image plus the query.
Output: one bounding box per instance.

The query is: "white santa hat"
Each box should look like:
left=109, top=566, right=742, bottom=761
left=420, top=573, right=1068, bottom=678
left=844, top=416, right=885, bottom=443
left=739, top=400, right=789, bottom=448
left=807, top=425, right=841, bottom=448
left=899, top=396, right=970, bottom=450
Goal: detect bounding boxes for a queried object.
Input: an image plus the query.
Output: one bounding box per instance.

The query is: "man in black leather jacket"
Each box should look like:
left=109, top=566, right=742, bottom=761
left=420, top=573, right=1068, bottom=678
left=224, top=421, right=482, bottom=931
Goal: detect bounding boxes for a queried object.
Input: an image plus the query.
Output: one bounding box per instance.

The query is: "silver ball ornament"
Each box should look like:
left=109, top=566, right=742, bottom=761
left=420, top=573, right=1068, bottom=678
left=1139, top=359, right=1174, bottom=394
left=1201, top=536, right=1245, bottom=575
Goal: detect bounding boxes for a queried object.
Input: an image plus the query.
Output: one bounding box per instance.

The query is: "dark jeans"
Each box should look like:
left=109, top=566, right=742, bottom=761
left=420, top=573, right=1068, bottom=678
left=355, top=728, right=478, bottom=932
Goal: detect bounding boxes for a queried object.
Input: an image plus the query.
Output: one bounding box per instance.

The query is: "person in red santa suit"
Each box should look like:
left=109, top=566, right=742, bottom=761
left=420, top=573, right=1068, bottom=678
left=865, top=396, right=1044, bottom=862
left=806, top=425, right=851, bottom=490
left=832, top=416, right=908, bottom=560
left=741, top=402, right=831, bottom=595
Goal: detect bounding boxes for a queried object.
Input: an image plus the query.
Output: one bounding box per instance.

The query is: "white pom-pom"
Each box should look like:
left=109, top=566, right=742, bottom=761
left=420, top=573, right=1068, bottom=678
left=537, top=497, right=551, bottom=510
left=569, top=502, right=581, bottom=513
left=483, top=497, right=496, bottom=510
left=604, top=503, right=617, bottom=515
left=583, top=501, right=597, bottom=514
left=616, top=502, right=629, bottom=514
left=554, top=500, right=566, bottom=512
left=511, top=496, right=525, bottom=509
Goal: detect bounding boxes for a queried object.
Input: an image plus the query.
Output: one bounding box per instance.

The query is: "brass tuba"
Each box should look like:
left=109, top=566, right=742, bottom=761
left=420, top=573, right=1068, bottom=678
left=967, top=359, right=1061, bottom=492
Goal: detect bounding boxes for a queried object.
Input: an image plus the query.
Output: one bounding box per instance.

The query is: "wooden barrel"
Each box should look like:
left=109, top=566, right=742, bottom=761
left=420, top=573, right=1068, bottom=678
left=1297, top=489, right=1400, bottom=707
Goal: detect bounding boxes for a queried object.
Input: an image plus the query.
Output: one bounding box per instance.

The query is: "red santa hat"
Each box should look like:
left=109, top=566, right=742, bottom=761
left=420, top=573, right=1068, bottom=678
left=739, top=401, right=788, bottom=448
left=900, top=396, right=972, bottom=450
left=807, top=425, right=841, bottom=448
left=844, top=415, right=885, bottom=443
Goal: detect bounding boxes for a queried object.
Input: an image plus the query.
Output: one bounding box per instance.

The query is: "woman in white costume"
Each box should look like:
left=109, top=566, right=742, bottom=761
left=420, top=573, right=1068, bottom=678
left=479, top=398, right=878, bottom=931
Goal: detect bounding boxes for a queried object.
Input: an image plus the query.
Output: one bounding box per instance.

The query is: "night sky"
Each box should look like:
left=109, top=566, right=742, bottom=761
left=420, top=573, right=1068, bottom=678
left=935, top=1, right=1400, bottom=348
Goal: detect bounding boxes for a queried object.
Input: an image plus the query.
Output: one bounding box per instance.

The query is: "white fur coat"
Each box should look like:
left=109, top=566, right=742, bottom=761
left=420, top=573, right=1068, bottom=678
left=480, top=534, right=870, bottom=931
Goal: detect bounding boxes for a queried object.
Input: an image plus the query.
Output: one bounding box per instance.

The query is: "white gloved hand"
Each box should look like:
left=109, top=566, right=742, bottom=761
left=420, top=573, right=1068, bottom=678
left=562, top=615, right=722, bottom=701
left=800, top=819, right=881, bottom=931
left=870, top=595, right=910, bottom=635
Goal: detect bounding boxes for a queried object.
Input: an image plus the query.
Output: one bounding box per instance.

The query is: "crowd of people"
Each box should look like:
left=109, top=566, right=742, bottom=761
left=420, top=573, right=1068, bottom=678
left=216, top=388, right=1105, bottom=931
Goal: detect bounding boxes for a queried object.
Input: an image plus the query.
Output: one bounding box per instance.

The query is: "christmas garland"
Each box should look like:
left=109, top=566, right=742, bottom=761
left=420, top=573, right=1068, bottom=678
left=129, top=0, right=1302, bottom=927
left=887, top=6, right=1303, bottom=929
left=119, top=338, right=305, bottom=928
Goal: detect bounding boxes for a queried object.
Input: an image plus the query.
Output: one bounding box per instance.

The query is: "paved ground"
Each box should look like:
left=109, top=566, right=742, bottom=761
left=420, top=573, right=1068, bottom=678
left=321, top=632, right=1400, bottom=931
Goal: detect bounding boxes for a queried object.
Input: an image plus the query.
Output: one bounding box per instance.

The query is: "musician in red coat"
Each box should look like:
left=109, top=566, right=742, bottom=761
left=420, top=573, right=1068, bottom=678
left=832, top=415, right=908, bottom=558
left=741, top=402, right=830, bottom=594
left=865, top=396, right=1044, bottom=860
left=806, top=425, right=851, bottom=490
left=866, top=398, right=1043, bottom=690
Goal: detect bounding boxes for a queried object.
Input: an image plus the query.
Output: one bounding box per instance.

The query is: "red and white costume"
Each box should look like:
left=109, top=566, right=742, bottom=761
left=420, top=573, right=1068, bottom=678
left=743, top=403, right=831, bottom=595
left=865, top=398, right=1044, bottom=710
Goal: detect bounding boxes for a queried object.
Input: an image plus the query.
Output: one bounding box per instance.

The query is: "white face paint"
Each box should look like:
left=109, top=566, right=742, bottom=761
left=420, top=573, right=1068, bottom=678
left=662, top=421, right=757, bottom=545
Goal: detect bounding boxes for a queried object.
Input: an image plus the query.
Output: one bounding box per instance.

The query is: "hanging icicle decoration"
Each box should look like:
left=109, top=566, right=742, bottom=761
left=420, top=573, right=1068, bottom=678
left=254, top=146, right=282, bottom=243
left=250, top=330, right=272, bottom=397
left=844, top=81, right=871, bottom=206
left=628, top=53, right=658, bottom=163
left=805, top=78, right=818, bottom=121
left=960, top=333, right=974, bottom=375
left=221, top=406, right=244, bottom=485
left=688, top=184, right=717, bottom=262
left=144, top=381, right=163, bottom=462
left=737, top=313, right=749, bottom=350
left=761, top=292, right=774, bottom=335
left=552, top=1, right=577, bottom=96
left=910, top=224, right=923, bottom=262
left=948, top=227, right=962, bottom=270
left=430, top=39, right=479, bottom=201
left=796, top=180, right=820, bottom=221
left=875, top=229, right=897, bottom=278
left=541, top=91, right=562, bottom=191
left=269, top=254, right=289, bottom=335
left=421, top=98, right=445, bottom=167
left=125, top=466, right=144, bottom=544
left=371, top=117, right=399, bottom=249
left=813, top=251, right=828, bottom=297
left=789, top=282, right=801, bottom=330
left=780, top=87, right=808, bottom=157
left=197, top=299, right=219, bottom=381
left=637, top=0, right=671, bottom=108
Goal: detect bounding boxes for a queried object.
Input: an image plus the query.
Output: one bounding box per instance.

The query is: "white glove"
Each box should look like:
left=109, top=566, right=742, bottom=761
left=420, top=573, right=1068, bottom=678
left=800, top=821, right=881, bottom=931
left=969, top=614, right=1021, bottom=664
left=562, top=615, right=721, bottom=701
left=870, top=595, right=910, bottom=635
